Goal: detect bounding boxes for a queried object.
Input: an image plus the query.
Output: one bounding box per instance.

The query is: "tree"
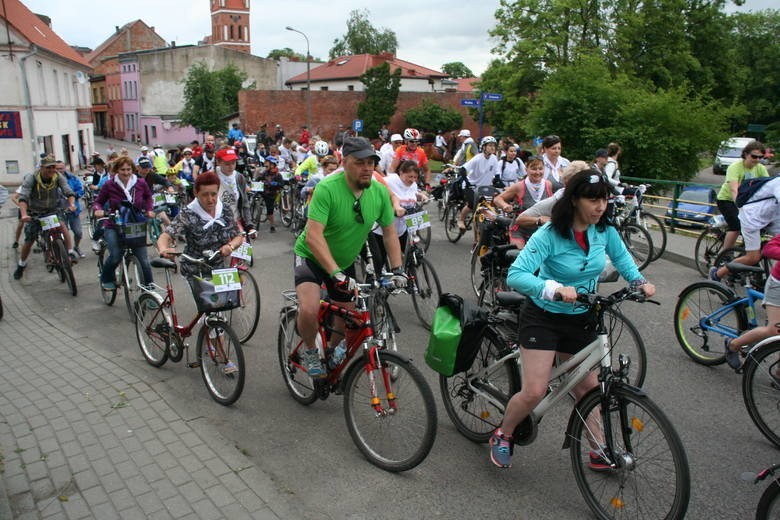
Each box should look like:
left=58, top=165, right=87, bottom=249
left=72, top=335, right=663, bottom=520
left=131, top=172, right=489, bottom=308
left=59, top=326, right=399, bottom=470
left=214, top=63, right=255, bottom=115
left=266, top=47, right=306, bottom=61
left=731, top=10, right=780, bottom=124
left=178, top=62, right=227, bottom=136
left=405, top=100, right=463, bottom=134
left=329, top=9, right=398, bottom=58
left=441, top=62, right=474, bottom=79
left=356, top=62, right=401, bottom=139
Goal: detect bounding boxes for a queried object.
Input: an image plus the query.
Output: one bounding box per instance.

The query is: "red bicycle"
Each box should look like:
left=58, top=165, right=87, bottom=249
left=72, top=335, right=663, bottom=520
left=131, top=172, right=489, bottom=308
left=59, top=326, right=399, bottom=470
left=277, top=283, right=437, bottom=472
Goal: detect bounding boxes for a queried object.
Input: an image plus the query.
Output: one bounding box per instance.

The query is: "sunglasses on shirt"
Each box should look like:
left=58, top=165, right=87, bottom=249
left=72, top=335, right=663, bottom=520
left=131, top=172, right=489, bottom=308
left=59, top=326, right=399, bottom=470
left=353, top=198, right=364, bottom=224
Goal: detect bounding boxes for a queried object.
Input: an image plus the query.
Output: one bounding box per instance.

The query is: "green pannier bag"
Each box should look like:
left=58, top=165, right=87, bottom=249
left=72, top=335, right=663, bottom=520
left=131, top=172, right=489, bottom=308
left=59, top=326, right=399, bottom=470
left=425, top=293, right=488, bottom=376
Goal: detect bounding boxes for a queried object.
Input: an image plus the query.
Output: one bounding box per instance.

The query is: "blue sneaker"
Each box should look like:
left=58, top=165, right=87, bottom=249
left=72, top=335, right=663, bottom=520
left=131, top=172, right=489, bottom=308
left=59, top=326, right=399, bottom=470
left=724, top=338, right=741, bottom=370
left=101, top=281, right=116, bottom=291
left=489, top=429, right=513, bottom=468
left=709, top=266, right=720, bottom=281
left=302, top=348, right=326, bottom=379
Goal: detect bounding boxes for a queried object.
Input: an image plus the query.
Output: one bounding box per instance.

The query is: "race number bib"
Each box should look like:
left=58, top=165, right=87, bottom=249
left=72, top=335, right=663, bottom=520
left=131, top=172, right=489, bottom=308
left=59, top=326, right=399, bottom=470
left=230, top=242, right=253, bottom=261
left=39, top=214, right=60, bottom=230
left=404, top=211, right=430, bottom=232
left=281, top=171, right=293, bottom=181
left=210, top=268, right=241, bottom=293
left=83, top=175, right=93, bottom=184
left=179, top=179, right=190, bottom=188
left=250, top=181, right=264, bottom=192
left=123, top=221, right=147, bottom=239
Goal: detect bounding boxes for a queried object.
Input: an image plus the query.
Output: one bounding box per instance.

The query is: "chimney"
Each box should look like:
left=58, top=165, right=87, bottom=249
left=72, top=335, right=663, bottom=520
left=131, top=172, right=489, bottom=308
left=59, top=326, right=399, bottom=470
left=171, top=41, right=176, bottom=48
left=115, top=26, right=120, bottom=33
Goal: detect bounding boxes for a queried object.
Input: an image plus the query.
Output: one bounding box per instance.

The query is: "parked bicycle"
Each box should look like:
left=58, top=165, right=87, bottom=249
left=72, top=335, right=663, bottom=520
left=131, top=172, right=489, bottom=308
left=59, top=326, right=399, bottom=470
left=135, top=251, right=246, bottom=406
left=439, top=287, right=689, bottom=519
left=611, top=194, right=654, bottom=271
left=613, top=184, right=667, bottom=262
left=31, top=212, right=77, bottom=296
left=693, top=214, right=728, bottom=277
left=277, top=282, right=437, bottom=472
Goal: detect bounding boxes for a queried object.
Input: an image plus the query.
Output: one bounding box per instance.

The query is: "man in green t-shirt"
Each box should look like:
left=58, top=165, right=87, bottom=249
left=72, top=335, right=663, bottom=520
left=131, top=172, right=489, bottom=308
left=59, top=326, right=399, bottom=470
left=293, top=137, right=407, bottom=378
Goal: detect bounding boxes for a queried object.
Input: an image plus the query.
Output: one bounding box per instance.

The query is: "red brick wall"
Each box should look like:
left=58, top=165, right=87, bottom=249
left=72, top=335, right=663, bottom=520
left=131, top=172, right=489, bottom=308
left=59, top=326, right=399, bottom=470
left=91, top=23, right=166, bottom=75
left=239, top=90, right=491, bottom=142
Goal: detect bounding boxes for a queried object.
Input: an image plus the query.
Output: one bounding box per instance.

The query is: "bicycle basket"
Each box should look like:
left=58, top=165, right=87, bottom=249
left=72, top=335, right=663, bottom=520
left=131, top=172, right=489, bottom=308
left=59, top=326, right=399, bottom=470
left=188, top=276, right=241, bottom=313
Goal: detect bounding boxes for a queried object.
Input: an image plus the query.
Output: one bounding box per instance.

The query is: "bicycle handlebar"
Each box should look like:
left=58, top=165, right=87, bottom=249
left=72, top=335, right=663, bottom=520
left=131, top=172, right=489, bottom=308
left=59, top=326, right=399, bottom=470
left=554, top=286, right=659, bottom=306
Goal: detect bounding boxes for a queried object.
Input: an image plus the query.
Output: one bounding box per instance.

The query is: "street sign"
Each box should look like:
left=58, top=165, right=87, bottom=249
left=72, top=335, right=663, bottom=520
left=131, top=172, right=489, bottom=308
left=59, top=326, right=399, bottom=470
left=460, top=99, right=479, bottom=107
left=483, top=92, right=504, bottom=101
left=352, top=119, right=364, bottom=132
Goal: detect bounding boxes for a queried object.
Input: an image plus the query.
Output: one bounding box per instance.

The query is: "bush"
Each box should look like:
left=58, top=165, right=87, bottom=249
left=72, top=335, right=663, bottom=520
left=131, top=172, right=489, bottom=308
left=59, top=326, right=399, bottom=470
left=405, top=100, right=463, bottom=134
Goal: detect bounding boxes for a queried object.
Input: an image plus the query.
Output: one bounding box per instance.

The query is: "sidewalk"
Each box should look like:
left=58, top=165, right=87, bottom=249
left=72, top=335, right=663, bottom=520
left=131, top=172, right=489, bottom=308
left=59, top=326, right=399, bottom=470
left=0, top=214, right=296, bottom=519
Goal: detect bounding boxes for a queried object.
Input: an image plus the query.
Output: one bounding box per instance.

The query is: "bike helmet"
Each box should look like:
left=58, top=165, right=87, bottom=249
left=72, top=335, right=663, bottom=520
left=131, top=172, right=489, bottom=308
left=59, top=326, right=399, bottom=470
left=480, top=135, right=497, bottom=149
left=313, top=140, right=330, bottom=157
left=403, top=128, right=421, bottom=141
left=265, top=155, right=280, bottom=165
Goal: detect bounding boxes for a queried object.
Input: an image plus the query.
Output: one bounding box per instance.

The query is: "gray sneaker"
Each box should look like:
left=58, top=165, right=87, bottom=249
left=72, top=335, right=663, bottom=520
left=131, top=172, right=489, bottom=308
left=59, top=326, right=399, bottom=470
left=302, top=348, right=326, bottom=379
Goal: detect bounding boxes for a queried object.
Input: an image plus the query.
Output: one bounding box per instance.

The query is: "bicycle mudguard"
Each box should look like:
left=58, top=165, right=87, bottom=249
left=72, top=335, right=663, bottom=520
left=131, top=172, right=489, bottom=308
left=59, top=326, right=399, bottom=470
left=338, top=349, right=412, bottom=394
left=745, top=335, right=780, bottom=358
left=677, top=280, right=740, bottom=301
left=560, top=383, right=647, bottom=450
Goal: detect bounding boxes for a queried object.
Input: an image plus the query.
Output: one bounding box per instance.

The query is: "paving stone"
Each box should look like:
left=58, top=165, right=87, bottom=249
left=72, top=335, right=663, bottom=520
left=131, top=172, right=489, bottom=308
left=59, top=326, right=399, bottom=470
left=136, top=490, right=165, bottom=515
left=109, top=489, right=136, bottom=512
left=190, top=498, right=221, bottom=520
left=118, top=506, right=146, bottom=520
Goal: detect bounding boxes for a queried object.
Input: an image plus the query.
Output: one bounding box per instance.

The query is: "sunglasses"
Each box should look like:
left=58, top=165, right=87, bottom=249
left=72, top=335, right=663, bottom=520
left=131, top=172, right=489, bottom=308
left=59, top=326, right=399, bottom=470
left=407, top=140, right=420, bottom=144
left=353, top=198, right=364, bottom=224
left=750, top=154, right=764, bottom=160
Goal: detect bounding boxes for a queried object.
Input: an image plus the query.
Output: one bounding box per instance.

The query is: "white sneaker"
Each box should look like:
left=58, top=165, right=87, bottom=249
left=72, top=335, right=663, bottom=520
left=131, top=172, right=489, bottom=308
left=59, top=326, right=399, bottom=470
left=91, top=240, right=101, bottom=253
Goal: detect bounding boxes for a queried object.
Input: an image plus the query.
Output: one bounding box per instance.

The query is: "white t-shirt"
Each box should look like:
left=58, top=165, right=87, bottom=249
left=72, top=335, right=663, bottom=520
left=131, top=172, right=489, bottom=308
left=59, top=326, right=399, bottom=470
left=373, top=173, right=418, bottom=236
left=499, top=158, right=526, bottom=184
left=379, top=143, right=396, bottom=173
left=542, top=153, right=570, bottom=189
left=463, top=153, right=499, bottom=187
left=738, top=178, right=780, bottom=246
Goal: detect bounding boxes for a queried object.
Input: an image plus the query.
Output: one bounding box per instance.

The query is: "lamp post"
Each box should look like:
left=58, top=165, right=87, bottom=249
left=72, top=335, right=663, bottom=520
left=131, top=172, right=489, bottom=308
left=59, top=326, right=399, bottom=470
left=285, top=26, right=311, bottom=131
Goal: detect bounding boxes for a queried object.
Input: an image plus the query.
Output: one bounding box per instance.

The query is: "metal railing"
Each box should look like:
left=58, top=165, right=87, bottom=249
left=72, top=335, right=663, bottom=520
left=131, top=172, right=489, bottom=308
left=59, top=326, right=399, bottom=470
left=622, top=176, right=719, bottom=233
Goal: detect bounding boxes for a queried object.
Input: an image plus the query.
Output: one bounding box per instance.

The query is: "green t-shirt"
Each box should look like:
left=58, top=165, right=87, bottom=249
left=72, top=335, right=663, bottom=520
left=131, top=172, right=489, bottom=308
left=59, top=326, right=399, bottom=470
left=717, top=160, right=769, bottom=201
left=294, top=172, right=395, bottom=270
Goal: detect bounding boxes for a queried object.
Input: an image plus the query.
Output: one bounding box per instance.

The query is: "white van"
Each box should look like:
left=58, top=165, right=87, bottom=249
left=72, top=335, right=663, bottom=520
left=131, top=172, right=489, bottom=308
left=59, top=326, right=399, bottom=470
left=713, top=137, right=754, bottom=175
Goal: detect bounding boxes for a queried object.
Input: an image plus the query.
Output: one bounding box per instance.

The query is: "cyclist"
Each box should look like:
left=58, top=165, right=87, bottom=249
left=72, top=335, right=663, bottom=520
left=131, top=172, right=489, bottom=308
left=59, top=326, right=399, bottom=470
left=293, top=137, right=407, bottom=379
left=453, top=129, right=478, bottom=166
left=497, top=144, right=526, bottom=186
left=540, top=135, right=571, bottom=191
left=724, top=233, right=780, bottom=369
left=713, top=140, right=770, bottom=262
left=215, top=147, right=254, bottom=236
left=257, top=155, right=284, bottom=233
left=14, top=156, right=77, bottom=280
left=92, top=156, right=155, bottom=291
left=388, top=128, right=432, bottom=186
left=489, top=170, right=655, bottom=469
left=591, top=148, right=608, bottom=174
left=137, top=157, right=175, bottom=226
left=295, top=140, right=331, bottom=179
left=379, top=133, right=403, bottom=174
left=457, top=136, right=499, bottom=232
left=174, top=148, right=197, bottom=184
left=56, top=161, right=86, bottom=258
left=88, top=157, right=111, bottom=193
left=192, top=144, right=216, bottom=179
left=493, top=157, right=553, bottom=247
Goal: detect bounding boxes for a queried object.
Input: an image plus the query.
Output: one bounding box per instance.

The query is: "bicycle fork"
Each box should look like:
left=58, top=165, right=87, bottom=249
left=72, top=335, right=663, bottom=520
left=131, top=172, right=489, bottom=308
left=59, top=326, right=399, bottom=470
left=365, top=345, right=397, bottom=417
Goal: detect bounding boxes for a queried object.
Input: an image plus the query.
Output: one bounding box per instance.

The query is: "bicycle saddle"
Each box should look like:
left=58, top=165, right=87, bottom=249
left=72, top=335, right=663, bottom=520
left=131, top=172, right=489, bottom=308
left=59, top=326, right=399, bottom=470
left=151, top=257, right=176, bottom=269
left=725, top=262, right=764, bottom=274
left=495, top=291, right=526, bottom=308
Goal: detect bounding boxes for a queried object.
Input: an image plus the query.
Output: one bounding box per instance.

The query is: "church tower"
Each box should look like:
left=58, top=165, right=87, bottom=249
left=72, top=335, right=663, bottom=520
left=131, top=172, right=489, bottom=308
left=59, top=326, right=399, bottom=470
left=210, top=0, right=250, bottom=54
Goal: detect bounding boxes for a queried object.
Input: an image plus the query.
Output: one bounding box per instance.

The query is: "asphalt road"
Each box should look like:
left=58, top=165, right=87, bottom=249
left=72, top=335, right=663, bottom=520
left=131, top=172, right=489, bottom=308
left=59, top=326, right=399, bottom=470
left=12, top=218, right=777, bottom=520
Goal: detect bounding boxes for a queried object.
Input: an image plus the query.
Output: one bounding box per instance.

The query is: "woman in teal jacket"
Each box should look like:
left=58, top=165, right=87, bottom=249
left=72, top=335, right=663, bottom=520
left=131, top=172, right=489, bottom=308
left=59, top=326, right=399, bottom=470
left=488, top=170, right=656, bottom=469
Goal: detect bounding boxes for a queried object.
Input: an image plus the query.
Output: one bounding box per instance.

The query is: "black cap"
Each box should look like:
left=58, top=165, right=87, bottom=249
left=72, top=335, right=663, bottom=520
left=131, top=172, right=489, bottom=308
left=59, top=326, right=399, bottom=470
left=595, top=148, right=608, bottom=158
left=137, top=157, right=153, bottom=169
left=341, top=137, right=380, bottom=161
left=91, top=157, right=105, bottom=166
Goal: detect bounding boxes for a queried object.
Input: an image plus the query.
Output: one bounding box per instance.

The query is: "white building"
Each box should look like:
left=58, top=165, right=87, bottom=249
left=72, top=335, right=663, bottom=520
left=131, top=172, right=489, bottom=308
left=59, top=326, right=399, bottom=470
left=0, top=0, right=94, bottom=184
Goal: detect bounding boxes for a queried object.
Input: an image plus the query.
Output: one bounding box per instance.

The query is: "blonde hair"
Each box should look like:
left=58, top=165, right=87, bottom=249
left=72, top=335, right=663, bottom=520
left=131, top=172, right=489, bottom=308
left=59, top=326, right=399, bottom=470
left=561, top=160, right=590, bottom=183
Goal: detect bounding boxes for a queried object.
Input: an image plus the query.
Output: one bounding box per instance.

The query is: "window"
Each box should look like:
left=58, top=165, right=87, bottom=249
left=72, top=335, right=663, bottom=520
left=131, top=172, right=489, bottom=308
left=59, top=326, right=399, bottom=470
left=237, top=25, right=242, bottom=40
left=5, top=160, right=20, bottom=175
left=229, top=25, right=234, bottom=40
left=99, top=87, right=104, bottom=103
left=347, top=85, right=355, bottom=91
left=320, top=86, right=328, bottom=91
left=151, top=126, right=157, bottom=138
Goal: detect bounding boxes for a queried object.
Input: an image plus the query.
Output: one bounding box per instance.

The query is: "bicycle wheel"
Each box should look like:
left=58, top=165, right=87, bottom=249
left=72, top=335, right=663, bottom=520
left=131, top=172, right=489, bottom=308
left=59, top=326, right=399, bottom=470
left=694, top=228, right=724, bottom=277
left=54, top=239, right=77, bottom=296
left=134, top=293, right=169, bottom=367
left=418, top=225, right=432, bottom=252
left=97, top=250, right=118, bottom=306
left=439, top=329, right=521, bottom=442
left=569, top=386, right=690, bottom=520
left=123, top=254, right=143, bottom=322
left=639, top=211, right=667, bottom=262
left=251, top=197, right=267, bottom=224
left=279, top=191, right=293, bottom=227
left=86, top=207, right=96, bottom=239
left=757, top=480, right=780, bottom=520
left=342, top=350, right=437, bottom=472
left=410, top=257, right=442, bottom=331
left=228, top=269, right=261, bottom=344
left=443, top=204, right=464, bottom=243
left=277, top=308, right=317, bottom=405
left=371, top=291, right=398, bottom=353
left=470, top=247, right=482, bottom=298
left=742, top=340, right=780, bottom=448
left=605, top=308, right=647, bottom=388
left=196, top=318, right=245, bottom=406
left=674, top=281, right=747, bottom=365
left=620, top=223, right=653, bottom=271
left=438, top=188, right=449, bottom=221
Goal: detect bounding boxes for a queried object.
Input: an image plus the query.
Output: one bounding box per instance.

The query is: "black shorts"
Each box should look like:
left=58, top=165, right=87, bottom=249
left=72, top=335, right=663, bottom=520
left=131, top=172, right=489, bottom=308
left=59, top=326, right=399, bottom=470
left=262, top=194, right=276, bottom=214
left=293, top=255, right=356, bottom=303
left=517, top=301, right=597, bottom=355
left=716, top=199, right=740, bottom=232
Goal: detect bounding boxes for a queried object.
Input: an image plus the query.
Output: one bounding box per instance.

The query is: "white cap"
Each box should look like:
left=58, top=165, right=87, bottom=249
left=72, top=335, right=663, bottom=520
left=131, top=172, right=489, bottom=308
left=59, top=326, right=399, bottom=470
left=140, top=146, right=149, bottom=151
left=183, top=147, right=193, bottom=154
left=458, top=129, right=471, bottom=137
left=390, top=133, right=403, bottom=142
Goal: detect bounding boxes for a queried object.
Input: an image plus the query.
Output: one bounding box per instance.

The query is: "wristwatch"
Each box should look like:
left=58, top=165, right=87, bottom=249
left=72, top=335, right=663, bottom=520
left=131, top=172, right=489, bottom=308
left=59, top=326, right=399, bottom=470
left=536, top=218, right=543, bottom=227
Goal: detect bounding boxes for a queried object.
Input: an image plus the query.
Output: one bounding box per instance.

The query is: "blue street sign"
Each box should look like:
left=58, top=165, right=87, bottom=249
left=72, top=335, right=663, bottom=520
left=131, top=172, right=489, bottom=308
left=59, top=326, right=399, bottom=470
left=533, top=136, right=543, bottom=147
left=460, top=99, right=479, bottom=107
left=352, top=119, right=363, bottom=132
left=483, top=92, right=504, bottom=101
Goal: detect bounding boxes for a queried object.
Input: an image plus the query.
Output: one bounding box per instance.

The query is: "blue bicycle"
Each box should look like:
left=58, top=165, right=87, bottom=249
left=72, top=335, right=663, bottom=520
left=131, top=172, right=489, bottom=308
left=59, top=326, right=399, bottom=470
left=674, top=263, right=766, bottom=365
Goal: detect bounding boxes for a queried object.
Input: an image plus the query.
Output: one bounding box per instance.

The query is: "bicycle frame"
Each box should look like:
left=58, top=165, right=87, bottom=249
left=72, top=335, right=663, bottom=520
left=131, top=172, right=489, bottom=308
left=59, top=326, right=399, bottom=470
left=698, top=286, right=764, bottom=339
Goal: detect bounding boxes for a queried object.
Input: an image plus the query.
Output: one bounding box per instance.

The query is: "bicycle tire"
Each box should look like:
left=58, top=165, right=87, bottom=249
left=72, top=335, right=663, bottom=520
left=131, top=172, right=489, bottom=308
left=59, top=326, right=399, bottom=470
left=277, top=308, right=318, bottom=405
left=620, top=223, right=653, bottom=271
left=439, top=329, right=521, bottom=442
left=343, top=350, right=437, bottom=472
left=123, top=254, right=143, bottom=322
left=371, top=291, right=398, bottom=353
left=52, top=239, right=66, bottom=282
left=196, top=318, right=245, bottom=406
left=569, top=386, right=690, bottom=520
left=251, top=196, right=268, bottom=224
left=54, top=239, right=77, bottom=296
left=97, top=250, right=118, bottom=306
left=674, top=281, right=748, bottom=365
left=639, top=211, right=667, bottom=262
left=134, top=293, right=170, bottom=367
left=694, top=228, right=724, bottom=277
left=228, top=269, right=261, bottom=344
left=438, top=188, right=449, bottom=221
left=86, top=207, right=96, bottom=239
left=469, top=246, right=482, bottom=298
left=410, top=257, right=442, bottom=331
left=443, top=203, right=464, bottom=243
left=279, top=190, right=293, bottom=227
left=756, top=480, right=780, bottom=520
left=604, top=308, right=647, bottom=388
left=742, top=340, right=780, bottom=448
left=418, top=225, right=432, bottom=253
left=0, top=293, right=4, bottom=321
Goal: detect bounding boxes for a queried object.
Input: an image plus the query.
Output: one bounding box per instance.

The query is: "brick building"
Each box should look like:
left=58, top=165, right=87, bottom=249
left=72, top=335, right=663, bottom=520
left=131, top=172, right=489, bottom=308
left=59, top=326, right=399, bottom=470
left=207, top=0, right=250, bottom=54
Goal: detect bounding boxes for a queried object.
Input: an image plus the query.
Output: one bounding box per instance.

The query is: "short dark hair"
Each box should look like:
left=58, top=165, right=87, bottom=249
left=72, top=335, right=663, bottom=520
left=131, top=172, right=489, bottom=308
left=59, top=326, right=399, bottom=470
left=742, top=140, right=765, bottom=158
left=551, top=169, right=611, bottom=238
left=542, top=135, right=562, bottom=149
left=398, top=160, right=420, bottom=176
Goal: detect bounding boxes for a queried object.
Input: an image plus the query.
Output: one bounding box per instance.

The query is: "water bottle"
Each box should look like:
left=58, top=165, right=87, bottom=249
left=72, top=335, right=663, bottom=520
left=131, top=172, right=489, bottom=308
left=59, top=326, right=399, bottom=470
left=328, top=339, right=347, bottom=369
left=115, top=212, right=123, bottom=226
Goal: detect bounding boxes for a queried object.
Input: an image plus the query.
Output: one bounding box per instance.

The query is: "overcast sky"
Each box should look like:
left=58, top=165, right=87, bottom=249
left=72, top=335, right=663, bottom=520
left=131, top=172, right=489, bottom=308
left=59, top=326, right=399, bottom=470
left=21, top=0, right=776, bottom=76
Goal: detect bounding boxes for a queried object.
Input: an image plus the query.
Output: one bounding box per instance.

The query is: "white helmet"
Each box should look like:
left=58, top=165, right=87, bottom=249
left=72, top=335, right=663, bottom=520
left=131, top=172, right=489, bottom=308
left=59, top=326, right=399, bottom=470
left=403, top=128, right=421, bottom=141
left=480, top=136, right=497, bottom=149
left=313, top=140, right=329, bottom=156
left=458, top=129, right=471, bottom=138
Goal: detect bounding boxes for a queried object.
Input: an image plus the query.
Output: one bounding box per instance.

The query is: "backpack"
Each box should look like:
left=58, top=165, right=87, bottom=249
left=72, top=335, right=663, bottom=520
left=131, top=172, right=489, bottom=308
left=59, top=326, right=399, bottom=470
left=514, top=179, right=553, bottom=208
left=736, top=177, right=776, bottom=207
left=425, top=293, right=489, bottom=376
